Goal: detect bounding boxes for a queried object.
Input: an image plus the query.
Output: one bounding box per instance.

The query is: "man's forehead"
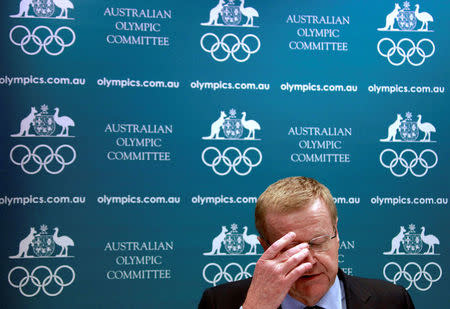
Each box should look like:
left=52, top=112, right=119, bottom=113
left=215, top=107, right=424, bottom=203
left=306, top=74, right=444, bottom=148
left=265, top=198, right=330, bottom=220
left=264, top=200, right=334, bottom=235
left=265, top=208, right=323, bottom=228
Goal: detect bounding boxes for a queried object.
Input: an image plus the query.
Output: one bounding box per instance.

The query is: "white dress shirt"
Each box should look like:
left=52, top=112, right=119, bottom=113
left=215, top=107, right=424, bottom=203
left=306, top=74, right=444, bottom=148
left=280, top=275, right=347, bottom=309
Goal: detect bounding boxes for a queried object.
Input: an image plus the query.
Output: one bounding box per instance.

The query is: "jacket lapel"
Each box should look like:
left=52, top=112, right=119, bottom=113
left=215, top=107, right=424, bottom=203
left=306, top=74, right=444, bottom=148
left=278, top=269, right=375, bottom=309
left=339, top=269, right=375, bottom=309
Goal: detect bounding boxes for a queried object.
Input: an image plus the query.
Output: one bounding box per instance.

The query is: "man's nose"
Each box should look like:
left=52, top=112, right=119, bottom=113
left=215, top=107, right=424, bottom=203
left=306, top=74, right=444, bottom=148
left=305, top=248, right=317, bottom=265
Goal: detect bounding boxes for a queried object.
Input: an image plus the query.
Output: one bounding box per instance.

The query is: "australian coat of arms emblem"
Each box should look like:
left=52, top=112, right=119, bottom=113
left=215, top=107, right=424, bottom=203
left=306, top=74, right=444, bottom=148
left=223, top=224, right=245, bottom=254
left=32, top=0, right=56, bottom=17
left=222, top=109, right=244, bottom=139
left=31, top=225, right=56, bottom=257
left=32, top=105, right=56, bottom=136
left=397, top=2, right=417, bottom=31
left=201, top=0, right=259, bottom=27
left=222, top=2, right=242, bottom=25
left=402, top=225, right=423, bottom=254
left=384, top=224, right=440, bottom=255
left=203, top=224, right=261, bottom=255
left=9, top=224, right=75, bottom=258
left=378, top=2, right=433, bottom=32
left=398, top=112, right=419, bottom=141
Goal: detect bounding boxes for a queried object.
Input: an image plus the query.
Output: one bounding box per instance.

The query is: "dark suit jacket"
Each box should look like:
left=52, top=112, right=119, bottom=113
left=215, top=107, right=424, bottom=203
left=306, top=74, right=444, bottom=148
left=198, top=269, right=415, bottom=309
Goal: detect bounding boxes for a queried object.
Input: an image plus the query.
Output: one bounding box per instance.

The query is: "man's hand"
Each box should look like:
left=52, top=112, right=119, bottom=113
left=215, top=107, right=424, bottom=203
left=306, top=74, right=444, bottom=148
left=242, top=232, right=313, bottom=309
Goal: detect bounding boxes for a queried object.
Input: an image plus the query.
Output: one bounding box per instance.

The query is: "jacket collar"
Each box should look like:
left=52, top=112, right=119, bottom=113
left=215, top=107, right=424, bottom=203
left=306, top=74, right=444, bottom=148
left=278, top=269, right=374, bottom=309
left=338, top=268, right=374, bottom=309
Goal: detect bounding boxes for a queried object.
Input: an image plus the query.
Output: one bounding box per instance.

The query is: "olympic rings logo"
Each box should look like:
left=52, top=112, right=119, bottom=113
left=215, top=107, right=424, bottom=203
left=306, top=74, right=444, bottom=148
left=10, top=144, right=77, bottom=175
left=200, top=33, right=261, bottom=62
left=377, top=38, right=435, bottom=66
left=8, top=265, right=76, bottom=297
left=379, top=149, right=437, bottom=177
left=202, top=147, right=262, bottom=176
left=10, top=25, right=76, bottom=56
left=203, top=262, right=256, bottom=286
left=383, top=262, right=442, bottom=291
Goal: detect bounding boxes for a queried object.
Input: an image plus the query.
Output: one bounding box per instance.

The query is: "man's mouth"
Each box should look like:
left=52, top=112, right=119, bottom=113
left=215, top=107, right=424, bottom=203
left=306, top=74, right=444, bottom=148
left=300, top=273, right=320, bottom=280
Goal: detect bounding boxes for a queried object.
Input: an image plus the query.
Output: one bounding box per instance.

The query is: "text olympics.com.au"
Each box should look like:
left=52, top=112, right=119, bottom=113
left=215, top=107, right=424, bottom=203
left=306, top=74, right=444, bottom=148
left=371, top=196, right=448, bottom=206
left=97, top=78, right=179, bottom=89
left=191, top=195, right=258, bottom=205
left=368, top=84, right=445, bottom=94
left=0, top=75, right=85, bottom=86
left=281, top=82, right=358, bottom=93
left=97, top=195, right=180, bottom=205
left=0, top=196, right=86, bottom=206
left=190, top=80, right=270, bottom=91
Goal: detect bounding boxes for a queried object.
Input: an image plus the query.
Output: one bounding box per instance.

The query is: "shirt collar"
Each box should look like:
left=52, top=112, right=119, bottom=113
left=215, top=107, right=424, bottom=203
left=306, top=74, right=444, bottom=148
left=281, top=275, right=343, bottom=309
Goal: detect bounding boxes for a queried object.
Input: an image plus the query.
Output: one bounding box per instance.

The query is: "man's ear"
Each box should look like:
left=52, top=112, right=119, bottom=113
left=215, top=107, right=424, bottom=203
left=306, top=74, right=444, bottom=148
left=335, top=217, right=339, bottom=243
left=258, top=236, right=269, bottom=251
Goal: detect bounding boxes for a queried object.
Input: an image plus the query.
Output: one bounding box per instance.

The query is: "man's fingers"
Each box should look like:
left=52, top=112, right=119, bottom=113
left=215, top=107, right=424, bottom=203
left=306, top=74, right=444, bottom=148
left=279, top=242, right=309, bottom=260
left=281, top=248, right=310, bottom=273
left=285, top=261, right=313, bottom=282
left=262, top=232, right=296, bottom=260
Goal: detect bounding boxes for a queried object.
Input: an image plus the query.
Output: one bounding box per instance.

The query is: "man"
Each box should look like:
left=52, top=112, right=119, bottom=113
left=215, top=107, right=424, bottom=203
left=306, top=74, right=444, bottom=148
left=199, top=177, right=415, bottom=309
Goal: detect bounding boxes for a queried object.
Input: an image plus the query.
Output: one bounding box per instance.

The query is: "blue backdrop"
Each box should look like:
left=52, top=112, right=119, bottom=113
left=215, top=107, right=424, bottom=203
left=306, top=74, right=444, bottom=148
left=1, top=0, right=448, bottom=307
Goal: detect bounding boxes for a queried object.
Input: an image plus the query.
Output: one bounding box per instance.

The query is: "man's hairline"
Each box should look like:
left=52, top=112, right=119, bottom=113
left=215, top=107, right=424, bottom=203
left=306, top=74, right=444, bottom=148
left=257, top=197, right=338, bottom=242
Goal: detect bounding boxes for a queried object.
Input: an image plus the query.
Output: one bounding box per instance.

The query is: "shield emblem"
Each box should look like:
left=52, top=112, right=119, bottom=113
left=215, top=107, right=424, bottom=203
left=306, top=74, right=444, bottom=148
left=221, top=5, right=242, bottom=25
left=31, top=234, right=55, bottom=257
left=398, top=119, right=419, bottom=141
left=223, top=233, right=245, bottom=254
left=222, top=118, right=243, bottom=139
left=402, top=233, right=423, bottom=254
left=32, top=114, right=56, bottom=136
left=32, top=0, right=55, bottom=18
left=397, top=11, right=417, bottom=31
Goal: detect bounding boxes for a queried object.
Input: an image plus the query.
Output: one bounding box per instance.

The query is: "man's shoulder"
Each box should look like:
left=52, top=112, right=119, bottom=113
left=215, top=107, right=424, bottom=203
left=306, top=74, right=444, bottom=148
left=198, top=278, right=252, bottom=309
left=202, top=277, right=252, bottom=296
left=344, top=272, right=405, bottom=293
left=342, top=272, right=414, bottom=308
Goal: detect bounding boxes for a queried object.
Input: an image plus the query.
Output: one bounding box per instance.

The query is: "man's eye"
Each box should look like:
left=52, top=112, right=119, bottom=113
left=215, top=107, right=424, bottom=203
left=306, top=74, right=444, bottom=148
left=310, top=237, right=328, bottom=246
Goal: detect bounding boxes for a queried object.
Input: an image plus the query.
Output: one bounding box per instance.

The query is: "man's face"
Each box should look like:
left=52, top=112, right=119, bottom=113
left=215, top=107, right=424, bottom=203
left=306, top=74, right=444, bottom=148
left=262, top=198, right=339, bottom=305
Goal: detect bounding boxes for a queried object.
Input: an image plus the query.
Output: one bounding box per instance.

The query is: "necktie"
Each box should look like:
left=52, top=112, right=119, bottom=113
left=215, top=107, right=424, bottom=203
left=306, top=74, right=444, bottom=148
left=304, top=306, right=324, bottom=309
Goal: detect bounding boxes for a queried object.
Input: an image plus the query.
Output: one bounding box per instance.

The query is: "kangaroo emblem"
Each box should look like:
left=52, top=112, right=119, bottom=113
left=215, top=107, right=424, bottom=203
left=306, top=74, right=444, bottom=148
left=10, top=0, right=33, bottom=17
left=378, top=3, right=401, bottom=31
left=10, top=227, right=37, bottom=258
left=380, top=114, right=403, bottom=142
left=201, top=0, right=226, bottom=26
left=203, top=226, right=229, bottom=255
left=11, top=107, right=38, bottom=137
left=383, top=226, right=406, bottom=255
left=203, top=111, right=227, bottom=140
